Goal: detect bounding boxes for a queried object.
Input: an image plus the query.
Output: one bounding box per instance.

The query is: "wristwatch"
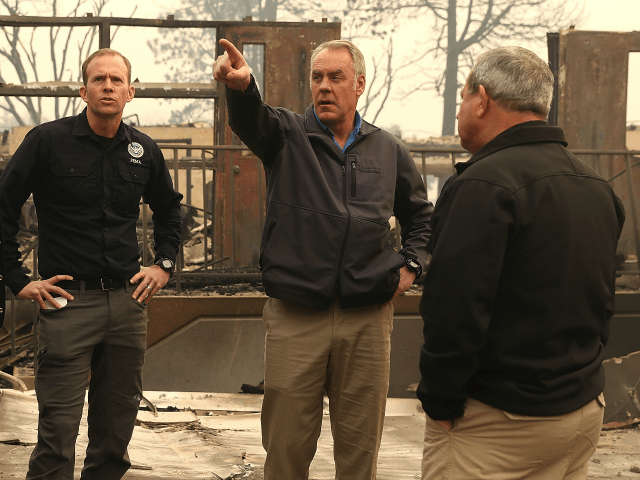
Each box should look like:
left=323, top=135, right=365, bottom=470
left=155, top=258, right=175, bottom=276
left=405, top=257, right=422, bottom=280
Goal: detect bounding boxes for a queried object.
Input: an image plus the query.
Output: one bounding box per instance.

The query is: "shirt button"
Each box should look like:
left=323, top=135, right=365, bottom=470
left=104, top=227, right=109, bottom=231
left=134, top=175, right=138, bottom=179
left=106, top=251, right=110, bottom=256
left=70, top=168, right=74, bottom=173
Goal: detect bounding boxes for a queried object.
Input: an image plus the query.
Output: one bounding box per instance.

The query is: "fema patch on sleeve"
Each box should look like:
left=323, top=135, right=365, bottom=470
left=128, top=142, right=144, bottom=158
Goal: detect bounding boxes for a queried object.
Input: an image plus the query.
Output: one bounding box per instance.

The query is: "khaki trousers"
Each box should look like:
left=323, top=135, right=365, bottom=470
left=422, top=395, right=605, bottom=480
left=261, top=298, right=394, bottom=480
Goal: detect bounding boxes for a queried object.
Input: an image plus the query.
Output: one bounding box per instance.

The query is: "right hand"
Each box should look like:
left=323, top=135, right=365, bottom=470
left=17, top=275, right=75, bottom=310
left=212, top=39, right=251, bottom=92
left=392, top=266, right=417, bottom=301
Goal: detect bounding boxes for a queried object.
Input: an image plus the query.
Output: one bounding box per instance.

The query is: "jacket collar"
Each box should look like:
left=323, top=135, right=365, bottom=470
left=455, top=121, right=568, bottom=175
left=73, top=107, right=131, bottom=143
left=304, top=103, right=379, bottom=141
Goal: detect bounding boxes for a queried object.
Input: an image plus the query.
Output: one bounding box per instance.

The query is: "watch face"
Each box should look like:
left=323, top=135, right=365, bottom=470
left=161, top=259, right=173, bottom=269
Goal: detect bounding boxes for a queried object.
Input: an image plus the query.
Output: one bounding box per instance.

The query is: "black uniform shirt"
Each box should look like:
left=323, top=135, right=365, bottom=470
left=0, top=108, right=183, bottom=295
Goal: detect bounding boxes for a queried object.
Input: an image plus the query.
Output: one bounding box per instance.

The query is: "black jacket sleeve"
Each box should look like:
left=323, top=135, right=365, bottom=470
left=0, top=217, right=6, bottom=328
left=393, top=141, right=433, bottom=274
left=142, top=142, right=183, bottom=263
left=225, top=75, right=286, bottom=167
left=0, top=127, right=43, bottom=294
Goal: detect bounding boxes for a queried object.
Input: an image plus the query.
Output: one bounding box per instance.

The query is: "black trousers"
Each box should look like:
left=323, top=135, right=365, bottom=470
left=26, top=281, right=147, bottom=480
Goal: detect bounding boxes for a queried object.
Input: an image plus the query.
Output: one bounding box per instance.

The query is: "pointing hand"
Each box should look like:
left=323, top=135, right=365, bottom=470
left=212, top=39, right=251, bottom=92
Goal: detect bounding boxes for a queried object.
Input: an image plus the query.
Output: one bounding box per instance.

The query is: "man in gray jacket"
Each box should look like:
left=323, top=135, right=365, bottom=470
left=213, top=39, right=432, bottom=479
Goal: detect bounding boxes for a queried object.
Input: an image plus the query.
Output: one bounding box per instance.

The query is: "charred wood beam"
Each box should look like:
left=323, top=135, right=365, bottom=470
left=0, top=370, right=27, bottom=391
left=173, top=273, right=263, bottom=283
left=0, top=82, right=219, bottom=99
left=0, top=15, right=337, bottom=30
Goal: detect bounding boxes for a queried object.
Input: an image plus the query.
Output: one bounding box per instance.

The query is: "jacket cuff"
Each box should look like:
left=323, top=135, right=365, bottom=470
left=6, top=265, right=31, bottom=296
left=416, top=379, right=466, bottom=420
left=153, top=245, right=179, bottom=265
left=226, top=74, right=258, bottom=96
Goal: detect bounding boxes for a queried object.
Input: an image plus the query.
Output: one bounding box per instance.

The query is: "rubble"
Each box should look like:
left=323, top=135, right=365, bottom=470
left=603, top=351, right=640, bottom=425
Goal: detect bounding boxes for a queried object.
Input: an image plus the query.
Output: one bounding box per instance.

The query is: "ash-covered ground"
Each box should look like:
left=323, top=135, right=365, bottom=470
left=156, top=278, right=424, bottom=297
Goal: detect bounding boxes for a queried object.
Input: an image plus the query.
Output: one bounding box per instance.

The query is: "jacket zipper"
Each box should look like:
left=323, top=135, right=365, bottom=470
left=333, top=163, right=352, bottom=300
left=327, top=138, right=365, bottom=304
left=351, top=160, right=357, bottom=198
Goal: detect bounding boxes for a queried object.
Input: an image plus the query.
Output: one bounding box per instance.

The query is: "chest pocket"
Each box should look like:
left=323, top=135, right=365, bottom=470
left=352, top=156, right=386, bottom=203
left=112, top=163, right=150, bottom=213
left=50, top=158, right=98, bottom=205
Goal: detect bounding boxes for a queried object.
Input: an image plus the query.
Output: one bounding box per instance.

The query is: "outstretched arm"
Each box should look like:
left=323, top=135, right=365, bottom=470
left=212, top=39, right=251, bottom=92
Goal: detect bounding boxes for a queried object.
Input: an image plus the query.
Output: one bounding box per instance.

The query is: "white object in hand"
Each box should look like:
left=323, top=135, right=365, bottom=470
left=43, top=297, right=68, bottom=309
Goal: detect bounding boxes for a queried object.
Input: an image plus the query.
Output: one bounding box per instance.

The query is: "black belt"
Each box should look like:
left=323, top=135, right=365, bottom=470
left=57, top=277, right=126, bottom=291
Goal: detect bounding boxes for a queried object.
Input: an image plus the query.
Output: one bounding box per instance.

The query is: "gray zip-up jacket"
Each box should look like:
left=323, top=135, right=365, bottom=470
left=226, top=77, right=432, bottom=310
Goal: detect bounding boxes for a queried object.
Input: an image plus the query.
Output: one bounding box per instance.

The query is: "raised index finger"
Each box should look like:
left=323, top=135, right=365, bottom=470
left=220, top=39, right=244, bottom=64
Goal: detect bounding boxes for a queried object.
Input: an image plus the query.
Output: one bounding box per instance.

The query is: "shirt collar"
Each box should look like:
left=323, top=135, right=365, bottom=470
left=73, top=107, right=130, bottom=143
left=313, top=109, right=362, bottom=153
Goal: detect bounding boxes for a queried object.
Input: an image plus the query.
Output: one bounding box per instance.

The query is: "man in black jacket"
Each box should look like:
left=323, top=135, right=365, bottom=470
left=214, top=39, right=432, bottom=479
left=0, top=49, right=182, bottom=480
left=417, top=46, right=625, bottom=479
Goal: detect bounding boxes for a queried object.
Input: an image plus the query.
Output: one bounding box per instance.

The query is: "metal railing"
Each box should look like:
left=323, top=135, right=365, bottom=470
left=571, top=149, right=640, bottom=276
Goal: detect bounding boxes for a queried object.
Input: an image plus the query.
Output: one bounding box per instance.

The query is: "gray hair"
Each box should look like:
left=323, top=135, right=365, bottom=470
left=467, top=46, right=554, bottom=117
left=309, top=40, right=366, bottom=90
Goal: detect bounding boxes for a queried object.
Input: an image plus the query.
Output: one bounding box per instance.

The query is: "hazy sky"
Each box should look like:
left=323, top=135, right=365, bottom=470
left=8, top=0, right=640, bottom=138
left=368, top=0, right=640, bottom=138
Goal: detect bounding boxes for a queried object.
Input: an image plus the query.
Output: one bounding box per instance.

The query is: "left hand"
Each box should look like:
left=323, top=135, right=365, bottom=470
left=391, top=266, right=417, bottom=300
left=436, top=419, right=454, bottom=431
left=130, top=265, right=170, bottom=304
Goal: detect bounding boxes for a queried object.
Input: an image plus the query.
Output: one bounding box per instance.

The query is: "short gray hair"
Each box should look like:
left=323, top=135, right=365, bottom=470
left=309, top=40, right=366, bottom=90
left=467, top=46, right=554, bottom=117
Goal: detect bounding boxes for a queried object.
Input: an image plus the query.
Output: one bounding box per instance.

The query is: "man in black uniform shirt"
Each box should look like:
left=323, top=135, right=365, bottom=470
left=0, top=49, right=182, bottom=479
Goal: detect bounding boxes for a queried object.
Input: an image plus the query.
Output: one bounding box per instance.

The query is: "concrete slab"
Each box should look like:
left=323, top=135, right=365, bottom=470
left=142, top=313, right=424, bottom=398
left=143, top=317, right=267, bottom=394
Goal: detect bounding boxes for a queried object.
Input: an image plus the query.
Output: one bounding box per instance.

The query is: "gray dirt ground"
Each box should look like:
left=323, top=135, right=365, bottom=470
left=1, top=392, right=640, bottom=480
left=589, top=427, right=640, bottom=479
